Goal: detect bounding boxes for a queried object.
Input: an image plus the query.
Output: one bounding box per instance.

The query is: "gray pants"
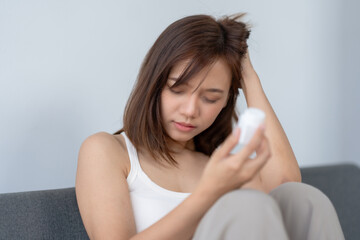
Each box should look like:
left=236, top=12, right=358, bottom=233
left=192, top=182, right=344, bottom=240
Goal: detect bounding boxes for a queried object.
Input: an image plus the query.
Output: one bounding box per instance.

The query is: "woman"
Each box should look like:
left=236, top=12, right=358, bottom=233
left=75, top=14, right=344, bottom=239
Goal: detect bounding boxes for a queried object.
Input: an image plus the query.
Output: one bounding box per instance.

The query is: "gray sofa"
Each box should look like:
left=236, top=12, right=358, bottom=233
left=0, top=163, right=359, bottom=240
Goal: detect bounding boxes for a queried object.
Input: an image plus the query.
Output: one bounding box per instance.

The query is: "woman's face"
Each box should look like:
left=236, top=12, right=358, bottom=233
left=160, top=58, right=232, bottom=148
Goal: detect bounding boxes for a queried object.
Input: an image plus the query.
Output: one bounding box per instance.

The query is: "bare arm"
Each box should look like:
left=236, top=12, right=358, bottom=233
left=76, top=126, right=270, bottom=239
left=240, top=51, right=301, bottom=192
left=76, top=132, right=137, bottom=239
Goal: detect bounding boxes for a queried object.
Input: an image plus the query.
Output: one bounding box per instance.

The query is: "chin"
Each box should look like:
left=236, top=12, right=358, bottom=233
left=170, top=133, right=193, bottom=142
left=168, top=130, right=196, bottom=142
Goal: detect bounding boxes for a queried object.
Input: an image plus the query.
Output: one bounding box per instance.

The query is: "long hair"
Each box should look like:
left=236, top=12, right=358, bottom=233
left=114, top=14, right=250, bottom=167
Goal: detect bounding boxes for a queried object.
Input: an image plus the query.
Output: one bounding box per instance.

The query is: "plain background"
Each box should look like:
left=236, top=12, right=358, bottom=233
left=1, top=0, right=359, bottom=193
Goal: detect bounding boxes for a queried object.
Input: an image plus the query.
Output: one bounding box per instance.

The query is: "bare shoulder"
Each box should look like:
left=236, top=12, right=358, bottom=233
left=78, top=131, right=130, bottom=176
left=80, top=131, right=126, bottom=153
left=76, top=131, right=136, bottom=239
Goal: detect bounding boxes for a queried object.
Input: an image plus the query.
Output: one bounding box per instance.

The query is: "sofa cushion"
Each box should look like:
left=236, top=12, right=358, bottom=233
left=301, top=163, right=360, bottom=240
left=0, top=187, right=89, bottom=239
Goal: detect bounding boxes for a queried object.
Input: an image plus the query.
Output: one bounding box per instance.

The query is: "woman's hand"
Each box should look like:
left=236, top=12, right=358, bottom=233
left=241, top=51, right=254, bottom=72
left=240, top=50, right=258, bottom=88
left=195, top=125, right=271, bottom=199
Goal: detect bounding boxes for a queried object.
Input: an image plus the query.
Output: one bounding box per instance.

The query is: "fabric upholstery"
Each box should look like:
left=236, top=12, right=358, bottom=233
left=0, top=187, right=89, bottom=239
left=0, top=164, right=359, bottom=239
left=301, top=163, right=360, bottom=240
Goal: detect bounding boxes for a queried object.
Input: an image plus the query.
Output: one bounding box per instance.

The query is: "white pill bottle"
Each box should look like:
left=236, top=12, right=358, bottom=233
left=231, top=107, right=266, bottom=156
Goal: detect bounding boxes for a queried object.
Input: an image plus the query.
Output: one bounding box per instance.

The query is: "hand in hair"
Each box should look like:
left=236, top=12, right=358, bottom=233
left=240, top=50, right=257, bottom=86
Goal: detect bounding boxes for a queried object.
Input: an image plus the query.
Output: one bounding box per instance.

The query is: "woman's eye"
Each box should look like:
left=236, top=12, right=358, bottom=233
left=204, top=98, right=217, bottom=103
left=169, top=87, right=183, bottom=94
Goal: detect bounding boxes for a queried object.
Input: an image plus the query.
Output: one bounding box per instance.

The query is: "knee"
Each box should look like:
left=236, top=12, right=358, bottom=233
left=271, top=182, right=336, bottom=212
left=194, top=190, right=288, bottom=239
left=210, top=189, right=281, bottom=220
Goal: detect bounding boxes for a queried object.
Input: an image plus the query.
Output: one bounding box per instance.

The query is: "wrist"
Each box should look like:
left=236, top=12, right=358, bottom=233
left=241, top=66, right=257, bottom=80
left=192, top=183, right=220, bottom=206
left=241, top=71, right=263, bottom=96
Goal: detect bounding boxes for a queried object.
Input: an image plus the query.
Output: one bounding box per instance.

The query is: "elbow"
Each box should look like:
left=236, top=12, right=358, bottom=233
left=280, top=153, right=302, bottom=184
left=281, top=168, right=302, bottom=184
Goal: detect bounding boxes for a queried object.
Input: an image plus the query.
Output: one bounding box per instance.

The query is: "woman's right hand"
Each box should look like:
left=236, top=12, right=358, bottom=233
left=196, top=125, right=271, bottom=199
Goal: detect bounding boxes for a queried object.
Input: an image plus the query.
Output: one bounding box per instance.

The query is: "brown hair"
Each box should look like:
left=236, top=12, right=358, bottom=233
left=114, top=14, right=250, bottom=167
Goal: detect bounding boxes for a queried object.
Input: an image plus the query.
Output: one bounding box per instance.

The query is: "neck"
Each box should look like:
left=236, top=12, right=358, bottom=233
left=168, top=138, right=195, bottom=154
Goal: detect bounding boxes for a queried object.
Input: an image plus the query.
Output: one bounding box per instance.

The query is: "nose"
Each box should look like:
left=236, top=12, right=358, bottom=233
left=180, top=95, right=199, bottom=119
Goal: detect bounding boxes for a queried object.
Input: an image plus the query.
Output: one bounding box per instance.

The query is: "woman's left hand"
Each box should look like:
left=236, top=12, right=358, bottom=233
left=240, top=50, right=258, bottom=88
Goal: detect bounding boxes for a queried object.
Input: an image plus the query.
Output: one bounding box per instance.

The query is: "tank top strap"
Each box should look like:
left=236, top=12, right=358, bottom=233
left=121, top=132, right=140, bottom=184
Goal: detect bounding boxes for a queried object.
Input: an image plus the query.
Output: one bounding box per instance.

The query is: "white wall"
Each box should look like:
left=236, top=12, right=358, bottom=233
left=1, top=0, right=359, bottom=193
left=342, top=0, right=360, bottom=167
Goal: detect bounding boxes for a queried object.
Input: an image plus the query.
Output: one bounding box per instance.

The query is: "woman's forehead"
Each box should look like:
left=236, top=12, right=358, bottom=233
left=168, top=58, right=232, bottom=89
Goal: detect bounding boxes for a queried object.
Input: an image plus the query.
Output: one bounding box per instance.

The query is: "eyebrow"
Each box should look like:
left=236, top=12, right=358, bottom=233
left=168, top=78, right=225, bottom=94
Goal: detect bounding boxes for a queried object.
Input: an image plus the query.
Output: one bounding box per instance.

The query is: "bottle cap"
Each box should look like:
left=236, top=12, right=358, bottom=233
left=238, top=107, right=265, bottom=128
left=237, top=107, right=265, bottom=144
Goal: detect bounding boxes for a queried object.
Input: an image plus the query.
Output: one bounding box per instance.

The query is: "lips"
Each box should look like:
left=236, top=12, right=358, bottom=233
left=175, top=122, right=195, bottom=128
left=173, top=121, right=196, bottom=132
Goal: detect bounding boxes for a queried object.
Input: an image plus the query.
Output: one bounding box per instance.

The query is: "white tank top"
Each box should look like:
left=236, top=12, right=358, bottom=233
left=121, top=132, right=191, bottom=233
